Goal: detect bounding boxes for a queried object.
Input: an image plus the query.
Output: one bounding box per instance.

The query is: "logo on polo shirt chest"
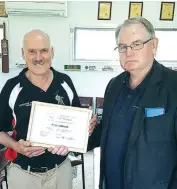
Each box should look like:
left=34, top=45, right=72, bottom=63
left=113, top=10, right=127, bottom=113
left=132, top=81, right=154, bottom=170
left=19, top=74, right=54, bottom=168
left=55, top=94, right=65, bottom=105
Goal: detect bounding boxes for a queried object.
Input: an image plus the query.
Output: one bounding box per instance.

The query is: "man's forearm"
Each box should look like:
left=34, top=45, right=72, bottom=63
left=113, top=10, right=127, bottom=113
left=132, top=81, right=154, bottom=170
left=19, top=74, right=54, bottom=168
left=0, top=132, right=18, bottom=151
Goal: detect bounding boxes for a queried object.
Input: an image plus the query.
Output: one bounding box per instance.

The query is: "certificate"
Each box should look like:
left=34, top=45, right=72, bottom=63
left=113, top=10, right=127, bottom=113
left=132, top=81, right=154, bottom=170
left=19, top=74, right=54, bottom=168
left=128, top=2, right=143, bottom=19
left=0, top=2, right=7, bottom=17
left=27, top=101, right=92, bottom=153
left=97, top=1, right=112, bottom=20
left=160, top=2, right=175, bottom=21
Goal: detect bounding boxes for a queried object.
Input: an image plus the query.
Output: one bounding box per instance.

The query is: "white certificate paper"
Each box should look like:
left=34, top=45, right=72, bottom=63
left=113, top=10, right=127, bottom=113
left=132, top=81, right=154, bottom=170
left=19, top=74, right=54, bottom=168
left=26, top=101, right=92, bottom=153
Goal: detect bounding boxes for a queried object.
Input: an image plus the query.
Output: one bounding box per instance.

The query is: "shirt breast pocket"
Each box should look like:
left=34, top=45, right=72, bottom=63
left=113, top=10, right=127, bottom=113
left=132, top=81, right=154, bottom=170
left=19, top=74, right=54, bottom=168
left=144, top=111, right=175, bottom=142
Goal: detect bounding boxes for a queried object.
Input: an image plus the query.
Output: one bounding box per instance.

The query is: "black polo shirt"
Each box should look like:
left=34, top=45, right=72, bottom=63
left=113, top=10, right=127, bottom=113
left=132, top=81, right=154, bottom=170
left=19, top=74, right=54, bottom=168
left=0, top=67, right=81, bottom=169
left=105, top=68, right=153, bottom=189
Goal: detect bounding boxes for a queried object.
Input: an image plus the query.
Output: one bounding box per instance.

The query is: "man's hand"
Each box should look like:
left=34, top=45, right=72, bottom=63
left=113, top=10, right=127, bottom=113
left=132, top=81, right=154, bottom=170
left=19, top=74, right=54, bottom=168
left=48, top=145, right=69, bottom=156
left=87, top=106, right=97, bottom=136
left=16, top=139, right=45, bottom=158
left=45, top=106, right=97, bottom=155
left=89, top=115, right=97, bottom=136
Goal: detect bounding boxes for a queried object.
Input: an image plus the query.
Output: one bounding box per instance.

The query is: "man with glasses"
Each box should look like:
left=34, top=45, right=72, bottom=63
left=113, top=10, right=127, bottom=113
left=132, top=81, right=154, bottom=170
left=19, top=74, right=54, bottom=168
left=90, top=17, right=177, bottom=189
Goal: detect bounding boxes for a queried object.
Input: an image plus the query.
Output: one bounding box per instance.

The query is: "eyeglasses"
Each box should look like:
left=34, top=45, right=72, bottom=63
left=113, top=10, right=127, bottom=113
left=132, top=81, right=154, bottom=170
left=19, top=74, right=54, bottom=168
left=114, top=38, right=153, bottom=53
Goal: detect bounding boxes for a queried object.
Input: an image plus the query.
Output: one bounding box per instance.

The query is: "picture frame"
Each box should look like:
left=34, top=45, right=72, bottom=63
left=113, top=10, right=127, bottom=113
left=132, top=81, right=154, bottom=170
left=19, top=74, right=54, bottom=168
left=0, top=2, right=7, bottom=17
left=97, top=1, right=112, bottom=20
left=27, top=101, right=92, bottom=153
left=160, top=2, right=175, bottom=21
left=128, top=2, right=143, bottom=19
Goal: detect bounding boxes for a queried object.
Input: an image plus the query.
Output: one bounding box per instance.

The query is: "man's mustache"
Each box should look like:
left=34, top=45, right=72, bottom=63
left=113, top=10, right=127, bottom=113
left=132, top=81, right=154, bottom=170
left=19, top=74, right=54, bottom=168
left=32, top=60, right=44, bottom=65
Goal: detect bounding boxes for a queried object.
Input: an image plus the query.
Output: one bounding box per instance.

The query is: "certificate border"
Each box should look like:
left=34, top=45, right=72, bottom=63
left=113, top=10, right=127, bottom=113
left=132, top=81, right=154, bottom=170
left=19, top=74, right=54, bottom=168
left=128, top=2, right=143, bottom=19
left=27, top=101, right=92, bottom=153
left=97, top=1, right=112, bottom=20
left=160, top=2, right=175, bottom=21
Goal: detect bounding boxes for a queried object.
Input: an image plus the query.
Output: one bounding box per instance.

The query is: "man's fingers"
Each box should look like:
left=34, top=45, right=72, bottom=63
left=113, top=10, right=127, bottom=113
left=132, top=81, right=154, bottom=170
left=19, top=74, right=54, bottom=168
left=24, top=146, right=45, bottom=154
left=51, top=147, right=59, bottom=154
left=29, top=150, right=45, bottom=157
left=56, top=147, right=69, bottom=155
left=30, top=146, right=45, bottom=151
left=89, top=115, right=97, bottom=129
left=89, top=115, right=97, bottom=124
left=48, top=145, right=69, bottom=156
left=88, top=115, right=97, bottom=136
left=59, top=148, right=69, bottom=156
left=21, top=146, right=45, bottom=156
left=18, top=139, right=44, bottom=150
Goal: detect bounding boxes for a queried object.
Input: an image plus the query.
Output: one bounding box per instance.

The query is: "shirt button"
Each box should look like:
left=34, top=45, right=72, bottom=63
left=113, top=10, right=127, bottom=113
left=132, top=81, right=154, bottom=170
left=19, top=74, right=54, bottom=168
left=127, top=94, right=132, bottom=99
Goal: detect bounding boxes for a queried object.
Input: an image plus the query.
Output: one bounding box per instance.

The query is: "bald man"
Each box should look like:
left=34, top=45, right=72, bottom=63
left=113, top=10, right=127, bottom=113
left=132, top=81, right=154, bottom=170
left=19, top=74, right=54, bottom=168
left=0, top=29, right=96, bottom=189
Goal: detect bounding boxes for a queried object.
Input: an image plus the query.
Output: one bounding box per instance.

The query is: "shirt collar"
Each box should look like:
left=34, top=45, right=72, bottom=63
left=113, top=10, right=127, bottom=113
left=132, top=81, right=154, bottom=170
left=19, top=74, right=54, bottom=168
left=123, top=64, right=154, bottom=91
